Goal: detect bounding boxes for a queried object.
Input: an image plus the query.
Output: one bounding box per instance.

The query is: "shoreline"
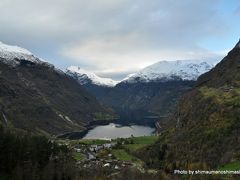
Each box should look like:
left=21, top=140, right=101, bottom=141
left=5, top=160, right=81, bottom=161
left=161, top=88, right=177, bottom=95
left=56, top=118, right=116, bottom=139
left=57, top=117, right=158, bottom=140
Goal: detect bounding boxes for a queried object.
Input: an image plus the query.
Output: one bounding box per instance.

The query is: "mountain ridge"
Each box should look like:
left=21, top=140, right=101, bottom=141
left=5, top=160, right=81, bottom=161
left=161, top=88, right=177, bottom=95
left=67, top=59, right=217, bottom=124
left=66, top=66, right=119, bottom=87
left=67, top=59, right=219, bottom=86
left=139, top=39, right=240, bottom=170
left=122, top=59, right=218, bottom=83
left=0, top=41, right=113, bottom=135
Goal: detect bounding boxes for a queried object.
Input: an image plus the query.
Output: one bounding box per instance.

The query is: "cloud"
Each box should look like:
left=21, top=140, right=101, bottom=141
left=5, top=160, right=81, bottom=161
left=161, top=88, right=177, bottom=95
left=62, top=38, right=219, bottom=72
left=0, top=0, right=235, bottom=78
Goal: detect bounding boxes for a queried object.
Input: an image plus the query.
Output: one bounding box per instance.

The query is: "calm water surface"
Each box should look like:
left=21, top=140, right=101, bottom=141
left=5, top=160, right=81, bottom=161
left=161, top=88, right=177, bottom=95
left=83, top=123, right=155, bottom=139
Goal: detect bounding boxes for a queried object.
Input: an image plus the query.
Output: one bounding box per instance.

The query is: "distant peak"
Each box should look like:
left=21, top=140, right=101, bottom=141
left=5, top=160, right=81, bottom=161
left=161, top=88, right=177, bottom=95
left=123, top=59, right=219, bottom=83
left=66, top=66, right=119, bottom=87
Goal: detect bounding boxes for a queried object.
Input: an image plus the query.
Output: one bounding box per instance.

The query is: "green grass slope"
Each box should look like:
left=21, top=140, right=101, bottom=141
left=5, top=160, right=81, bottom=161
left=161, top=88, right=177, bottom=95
left=138, top=40, right=240, bottom=172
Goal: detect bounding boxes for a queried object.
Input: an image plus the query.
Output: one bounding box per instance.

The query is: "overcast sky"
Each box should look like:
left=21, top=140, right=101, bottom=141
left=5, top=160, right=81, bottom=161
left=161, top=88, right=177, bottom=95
left=0, top=0, right=240, bottom=80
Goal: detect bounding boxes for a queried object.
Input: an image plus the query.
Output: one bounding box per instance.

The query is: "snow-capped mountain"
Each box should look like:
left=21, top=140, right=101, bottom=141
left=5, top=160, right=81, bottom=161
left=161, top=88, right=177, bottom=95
left=123, top=60, right=219, bottom=83
left=0, top=41, right=112, bottom=135
left=0, top=41, right=45, bottom=66
left=0, top=41, right=64, bottom=76
left=66, top=59, right=219, bottom=88
left=66, top=66, right=119, bottom=87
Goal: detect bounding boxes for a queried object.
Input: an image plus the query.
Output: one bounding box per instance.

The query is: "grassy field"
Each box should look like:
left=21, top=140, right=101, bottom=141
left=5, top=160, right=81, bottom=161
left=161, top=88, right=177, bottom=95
left=72, top=152, right=85, bottom=161
left=112, top=135, right=158, bottom=168
left=112, top=149, right=140, bottom=162
left=219, top=161, right=240, bottom=171
left=62, top=135, right=159, bottom=165
left=112, top=149, right=133, bottom=161
left=123, top=135, right=159, bottom=152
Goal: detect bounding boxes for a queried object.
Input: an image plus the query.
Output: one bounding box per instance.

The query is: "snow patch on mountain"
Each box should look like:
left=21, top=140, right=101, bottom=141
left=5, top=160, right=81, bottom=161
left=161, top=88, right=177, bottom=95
left=123, top=60, right=219, bottom=83
left=0, top=41, right=32, bottom=55
left=66, top=66, right=119, bottom=87
left=0, top=41, right=59, bottom=73
left=0, top=41, right=39, bottom=65
left=0, top=41, right=48, bottom=66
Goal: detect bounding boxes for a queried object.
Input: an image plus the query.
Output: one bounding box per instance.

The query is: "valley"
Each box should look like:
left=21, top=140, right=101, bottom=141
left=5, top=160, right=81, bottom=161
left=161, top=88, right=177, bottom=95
left=57, top=39, right=240, bottom=179
left=55, top=135, right=162, bottom=179
left=1, top=1, right=240, bottom=179
left=67, top=60, right=215, bottom=125
left=1, top=40, right=240, bottom=180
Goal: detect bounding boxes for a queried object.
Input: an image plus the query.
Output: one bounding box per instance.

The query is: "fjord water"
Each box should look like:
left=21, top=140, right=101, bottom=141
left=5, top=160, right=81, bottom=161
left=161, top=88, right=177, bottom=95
left=83, top=123, right=155, bottom=139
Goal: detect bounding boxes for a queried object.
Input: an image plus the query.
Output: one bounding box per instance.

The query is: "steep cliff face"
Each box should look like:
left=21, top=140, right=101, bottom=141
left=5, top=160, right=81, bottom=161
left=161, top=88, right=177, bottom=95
left=99, top=81, right=195, bottom=122
left=139, top=40, right=240, bottom=170
left=0, top=42, right=112, bottom=135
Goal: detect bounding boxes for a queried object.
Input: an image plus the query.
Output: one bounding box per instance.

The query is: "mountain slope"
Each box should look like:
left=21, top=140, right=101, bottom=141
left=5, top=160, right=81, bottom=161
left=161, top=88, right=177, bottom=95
left=74, top=60, right=216, bottom=124
left=139, top=40, right=240, bottom=170
left=0, top=42, right=112, bottom=135
left=99, top=81, right=195, bottom=124
left=123, top=60, right=216, bottom=83
left=66, top=66, right=118, bottom=87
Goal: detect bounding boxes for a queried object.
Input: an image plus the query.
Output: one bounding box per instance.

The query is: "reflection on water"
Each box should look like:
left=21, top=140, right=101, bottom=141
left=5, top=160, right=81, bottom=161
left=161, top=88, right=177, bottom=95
left=83, top=123, right=155, bottom=139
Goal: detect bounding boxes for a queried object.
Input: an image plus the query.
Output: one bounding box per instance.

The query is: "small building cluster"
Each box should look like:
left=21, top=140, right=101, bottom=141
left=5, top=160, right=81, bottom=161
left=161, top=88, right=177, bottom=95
left=72, top=141, right=133, bottom=170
